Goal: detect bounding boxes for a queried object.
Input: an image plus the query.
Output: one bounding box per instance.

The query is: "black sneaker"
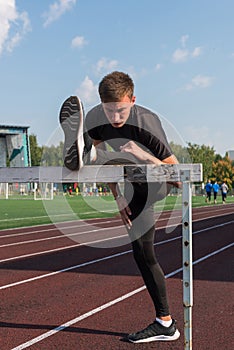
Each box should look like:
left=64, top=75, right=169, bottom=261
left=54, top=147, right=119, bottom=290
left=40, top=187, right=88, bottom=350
left=59, top=96, right=92, bottom=170
left=127, top=319, right=180, bottom=343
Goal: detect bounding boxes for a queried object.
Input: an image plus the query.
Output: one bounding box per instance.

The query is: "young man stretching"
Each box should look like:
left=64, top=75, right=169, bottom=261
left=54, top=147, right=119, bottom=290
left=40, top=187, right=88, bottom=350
left=59, top=71, right=180, bottom=343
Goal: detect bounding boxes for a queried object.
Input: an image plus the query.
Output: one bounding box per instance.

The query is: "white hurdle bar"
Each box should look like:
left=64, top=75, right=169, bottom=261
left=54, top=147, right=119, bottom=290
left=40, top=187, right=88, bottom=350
left=0, top=163, right=202, bottom=350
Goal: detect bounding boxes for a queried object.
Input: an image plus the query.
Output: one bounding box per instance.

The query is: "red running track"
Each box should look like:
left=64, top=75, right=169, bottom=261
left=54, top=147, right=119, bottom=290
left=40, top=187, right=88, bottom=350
left=0, top=204, right=233, bottom=349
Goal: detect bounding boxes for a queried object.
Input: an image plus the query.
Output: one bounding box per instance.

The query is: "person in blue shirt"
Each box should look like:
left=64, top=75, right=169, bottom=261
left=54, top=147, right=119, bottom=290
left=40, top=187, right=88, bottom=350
left=212, top=181, right=220, bottom=204
left=205, top=180, right=212, bottom=203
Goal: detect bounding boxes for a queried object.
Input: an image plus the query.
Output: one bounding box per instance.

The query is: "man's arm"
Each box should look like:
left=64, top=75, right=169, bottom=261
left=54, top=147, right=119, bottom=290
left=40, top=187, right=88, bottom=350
left=120, top=141, right=178, bottom=165
left=120, top=141, right=181, bottom=188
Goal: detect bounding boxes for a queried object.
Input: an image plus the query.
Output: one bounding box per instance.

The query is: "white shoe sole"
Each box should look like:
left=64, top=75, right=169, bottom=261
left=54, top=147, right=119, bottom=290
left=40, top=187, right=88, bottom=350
left=59, top=96, right=84, bottom=170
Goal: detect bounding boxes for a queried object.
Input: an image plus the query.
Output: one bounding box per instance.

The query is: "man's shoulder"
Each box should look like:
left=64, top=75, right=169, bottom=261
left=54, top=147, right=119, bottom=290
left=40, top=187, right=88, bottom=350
left=131, top=104, right=161, bottom=131
left=86, top=104, right=103, bottom=118
left=133, top=104, right=159, bottom=117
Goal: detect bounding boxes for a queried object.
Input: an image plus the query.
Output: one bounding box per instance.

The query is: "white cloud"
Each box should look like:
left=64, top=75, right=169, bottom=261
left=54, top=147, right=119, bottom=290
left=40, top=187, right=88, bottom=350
left=191, top=74, right=213, bottom=88
left=172, top=48, right=189, bottom=63
left=180, top=34, right=189, bottom=48
left=191, top=46, right=202, bottom=57
left=75, top=76, right=98, bottom=104
left=0, top=0, right=31, bottom=56
left=42, top=0, right=76, bottom=27
left=95, top=57, right=119, bottom=75
left=185, top=74, right=214, bottom=90
left=155, top=63, right=162, bottom=71
left=172, top=35, right=202, bottom=63
left=71, top=35, right=87, bottom=48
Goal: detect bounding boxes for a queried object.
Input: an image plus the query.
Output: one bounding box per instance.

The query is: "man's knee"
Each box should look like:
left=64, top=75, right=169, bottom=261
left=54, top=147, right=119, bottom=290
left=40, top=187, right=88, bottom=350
left=132, top=240, right=157, bottom=266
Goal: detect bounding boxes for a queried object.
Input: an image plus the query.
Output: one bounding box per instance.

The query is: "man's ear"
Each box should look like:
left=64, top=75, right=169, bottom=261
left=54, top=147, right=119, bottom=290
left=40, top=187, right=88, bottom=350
left=131, top=96, right=136, bottom=104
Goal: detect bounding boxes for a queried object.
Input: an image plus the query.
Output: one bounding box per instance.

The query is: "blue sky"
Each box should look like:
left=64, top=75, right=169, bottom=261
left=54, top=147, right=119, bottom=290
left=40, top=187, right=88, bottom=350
left=0, top=0, right=233, bottom=156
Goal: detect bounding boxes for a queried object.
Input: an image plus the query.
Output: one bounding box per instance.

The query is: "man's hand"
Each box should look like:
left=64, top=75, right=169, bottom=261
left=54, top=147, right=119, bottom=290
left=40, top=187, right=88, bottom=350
left=120, top=141, right=147, bottom=161
left=115, top=195, right=132, bottom=229
left=120, top=141, right=162, bottom=165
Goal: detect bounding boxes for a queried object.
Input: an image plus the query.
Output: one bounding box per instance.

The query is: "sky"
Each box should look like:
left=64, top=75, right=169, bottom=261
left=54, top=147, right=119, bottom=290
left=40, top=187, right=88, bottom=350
left=0, top=0, right=233, bottom=156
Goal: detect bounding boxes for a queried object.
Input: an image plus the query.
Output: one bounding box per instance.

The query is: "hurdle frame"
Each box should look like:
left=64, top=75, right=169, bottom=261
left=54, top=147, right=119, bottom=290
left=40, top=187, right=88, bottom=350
left=0, top=163, right=202, bottom=349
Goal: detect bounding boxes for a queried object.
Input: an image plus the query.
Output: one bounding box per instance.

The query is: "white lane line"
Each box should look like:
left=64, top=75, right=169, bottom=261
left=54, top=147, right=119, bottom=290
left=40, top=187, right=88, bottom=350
left=0, top=211, right=187, bottom=248
left=0, top=211, right=183, bottom=245
left=0, top=213, right=179, bottom=240
left=0, top=249, right=131, bottom=290
left=1, top=216, right=233, bottom=263
left=0, top=232, right=128, bottom=264
left=1, top=220, right=233, bottom=290
left=0, top=225, right=124, bottom=248
left=0, top=205, right=233, bottom=243
left=0, top=211, right=180, bottom=239
left=0, top=209, right=117, bottom=223
left=0, top=219, right=122, bottom=238
left=0, top=213, right=73, bottom=223
left=1, top=208, right=233, bottom=247
left=10, top=241, right=234, bottom=350
left=0, top=216, right=114, bottom=234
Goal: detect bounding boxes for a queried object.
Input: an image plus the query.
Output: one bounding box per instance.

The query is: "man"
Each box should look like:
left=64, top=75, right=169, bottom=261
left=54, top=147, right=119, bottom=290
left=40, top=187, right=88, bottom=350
left=213, top=181, right=220, bottom=204
left=59, top=71, right=180, bottom=343
left=221, top=181, right=228, bottom=204
left=205, top=180, right=212, bottom=203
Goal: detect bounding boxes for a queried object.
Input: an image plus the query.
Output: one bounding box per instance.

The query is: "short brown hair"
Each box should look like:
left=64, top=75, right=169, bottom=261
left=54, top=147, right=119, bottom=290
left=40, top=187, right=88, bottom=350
left=98, top=71, right=134, bottom=102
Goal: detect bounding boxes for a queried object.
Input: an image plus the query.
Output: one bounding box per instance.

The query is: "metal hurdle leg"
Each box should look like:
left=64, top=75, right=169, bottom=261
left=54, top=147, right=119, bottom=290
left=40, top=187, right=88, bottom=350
left=181, top=170, right=193, bottom=349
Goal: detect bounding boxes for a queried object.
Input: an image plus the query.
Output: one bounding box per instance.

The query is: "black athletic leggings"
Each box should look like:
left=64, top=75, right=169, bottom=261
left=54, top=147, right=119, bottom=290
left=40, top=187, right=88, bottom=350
left=94, top=149, right=171, bottom=317
left=125, top=181, right=170, bottom=317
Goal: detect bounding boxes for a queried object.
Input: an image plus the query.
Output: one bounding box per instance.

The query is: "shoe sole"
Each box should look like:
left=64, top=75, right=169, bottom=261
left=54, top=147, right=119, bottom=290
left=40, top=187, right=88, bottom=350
left=59, top=96, right=84, bottom=170
left=128, top=329, right=180, bottom=343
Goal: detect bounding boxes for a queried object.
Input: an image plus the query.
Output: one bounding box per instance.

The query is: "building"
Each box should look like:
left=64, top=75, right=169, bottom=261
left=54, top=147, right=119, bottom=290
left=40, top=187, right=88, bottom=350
left=227, top=150, right=234, bottom=161
left=0, top=125, right=30, bottom=167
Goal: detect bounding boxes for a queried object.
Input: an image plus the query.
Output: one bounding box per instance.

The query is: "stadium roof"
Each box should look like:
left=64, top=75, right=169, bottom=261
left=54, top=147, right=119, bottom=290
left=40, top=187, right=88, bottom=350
left=0, top=125, right=30, bottom=129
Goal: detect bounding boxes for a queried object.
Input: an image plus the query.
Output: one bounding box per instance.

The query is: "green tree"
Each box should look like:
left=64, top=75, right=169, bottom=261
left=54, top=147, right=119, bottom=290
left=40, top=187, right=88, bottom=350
left=41, top=142, right=64, bottom=166
left=214, top=153, right=223, bottom=162
left=29, top=134, right=42, bottom=166
left=186, top=143, right=216, bottom=182
left=169, top=142, right=191, bottom=163
left=211, top=156, right=234, bottom=190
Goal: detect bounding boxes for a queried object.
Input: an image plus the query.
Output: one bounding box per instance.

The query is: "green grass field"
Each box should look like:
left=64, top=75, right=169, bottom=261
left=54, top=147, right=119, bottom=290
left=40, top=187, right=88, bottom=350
left=0, top=193, right=233, bottom=230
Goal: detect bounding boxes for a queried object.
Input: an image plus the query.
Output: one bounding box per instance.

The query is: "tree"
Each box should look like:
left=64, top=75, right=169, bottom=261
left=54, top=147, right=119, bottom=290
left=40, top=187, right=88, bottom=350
left=211, top=156, right=234, bottom=190
left=186, top=143, right=216, bottom=182
left=41, top=142, right=63, bottom=166
left=29, top=134, right=42, bottom=166
left=214, top=153, right=223, bottom=162
left=169, top=142, right=191, bottom=163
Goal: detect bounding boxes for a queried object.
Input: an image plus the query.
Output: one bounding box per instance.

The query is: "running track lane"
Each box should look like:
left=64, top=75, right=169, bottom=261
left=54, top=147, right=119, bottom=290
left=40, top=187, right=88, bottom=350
left=0, top=204, right=233, bottom=349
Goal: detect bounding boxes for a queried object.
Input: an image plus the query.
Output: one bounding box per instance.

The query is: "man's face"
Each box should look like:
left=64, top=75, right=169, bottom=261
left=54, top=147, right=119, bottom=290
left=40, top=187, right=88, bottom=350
left=102, top=95, right=136, bottom=128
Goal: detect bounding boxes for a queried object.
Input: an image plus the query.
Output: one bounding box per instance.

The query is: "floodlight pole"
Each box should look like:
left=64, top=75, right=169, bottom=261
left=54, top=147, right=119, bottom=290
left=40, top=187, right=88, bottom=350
left=181, top=169, right=193, bottom=350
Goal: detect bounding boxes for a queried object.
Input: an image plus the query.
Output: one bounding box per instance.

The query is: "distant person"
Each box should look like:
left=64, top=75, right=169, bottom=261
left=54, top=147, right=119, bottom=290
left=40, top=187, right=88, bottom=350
left=98, top=186, right=103, bottom=196
left=68, top=185, right=73, bottom=195
left=212, top=181, right=220, bottom=204
left=205, top=180, right=212, bottom=203
left=221, top=181, right=228, bottom=204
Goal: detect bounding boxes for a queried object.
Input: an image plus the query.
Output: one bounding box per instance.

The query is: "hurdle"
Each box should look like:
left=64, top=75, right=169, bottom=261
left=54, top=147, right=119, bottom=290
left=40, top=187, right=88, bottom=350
left=0, top=163, right=202, bottom=349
